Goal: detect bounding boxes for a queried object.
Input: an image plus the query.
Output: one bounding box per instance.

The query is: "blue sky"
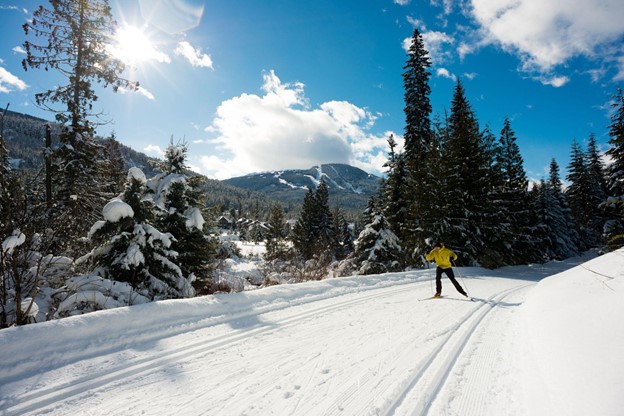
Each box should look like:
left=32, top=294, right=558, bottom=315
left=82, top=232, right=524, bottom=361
left=1, top=0, right=623, bottom=181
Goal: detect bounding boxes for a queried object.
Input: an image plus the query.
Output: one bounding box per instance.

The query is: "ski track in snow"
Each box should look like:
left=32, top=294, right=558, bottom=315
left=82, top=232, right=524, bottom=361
left=1, top=275, right=537, bottom=416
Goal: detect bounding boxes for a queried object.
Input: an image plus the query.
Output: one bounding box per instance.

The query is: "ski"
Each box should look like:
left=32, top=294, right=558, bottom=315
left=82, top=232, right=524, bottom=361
left=418, top=295, right=476, bottom=302
left=418, top=295, right=445, bottom=301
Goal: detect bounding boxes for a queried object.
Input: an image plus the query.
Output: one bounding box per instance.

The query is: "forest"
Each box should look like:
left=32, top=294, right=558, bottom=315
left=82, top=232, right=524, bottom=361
left=1, top=1, right=624, bottom=327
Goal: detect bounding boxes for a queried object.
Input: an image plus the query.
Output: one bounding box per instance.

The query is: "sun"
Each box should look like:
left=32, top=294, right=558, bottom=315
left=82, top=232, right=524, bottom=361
left=109, top=25, right=167, bottom=67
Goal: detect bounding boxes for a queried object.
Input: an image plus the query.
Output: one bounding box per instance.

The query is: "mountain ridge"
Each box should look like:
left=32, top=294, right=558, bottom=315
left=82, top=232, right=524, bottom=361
left=223, top=163, right=380, bottom=213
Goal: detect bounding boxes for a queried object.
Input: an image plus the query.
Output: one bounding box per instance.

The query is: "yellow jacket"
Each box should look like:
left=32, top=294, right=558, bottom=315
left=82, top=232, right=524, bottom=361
left=426, top=246, right=457, bottom=269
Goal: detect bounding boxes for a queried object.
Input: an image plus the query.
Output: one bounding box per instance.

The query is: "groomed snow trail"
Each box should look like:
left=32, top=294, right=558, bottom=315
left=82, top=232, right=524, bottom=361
left=0, top=270, right=541, bottom=416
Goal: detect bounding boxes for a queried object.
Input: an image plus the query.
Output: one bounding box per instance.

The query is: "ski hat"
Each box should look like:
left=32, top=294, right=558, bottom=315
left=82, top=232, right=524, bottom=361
left=434, top=242, right=442, bottom=248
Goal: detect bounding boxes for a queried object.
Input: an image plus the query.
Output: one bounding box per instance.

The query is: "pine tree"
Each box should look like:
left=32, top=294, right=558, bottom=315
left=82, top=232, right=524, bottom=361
left=604, top=88, right=624, bottom=249
left=402, top=28, right=435, bottom=256
left=547, top=159, right=582, bottom=259
left=291, top=180, right=335, bottom=260
left=488, top=118, right=534, bottom=265
left=292, top=188, right=318, bottom=260
left=22, top=0, right=138, bottom=254
left=265, top=204, right=288, bottom=261
left=566, top=138, right=604, bottom=246
left=22, top=0, right=136, bottom=135
left=354, top=211, right=402, bottom=275
left=88, top=168, right=192, bottom=300
left=440, top=81, right=490, bottom=264
left=332, top=206, right=354, bottom=260
left=148, top=142, right=216, bottom=294
left=382, top=135, right=407, bottom=255
left=315, top=179, right=334, bottom=251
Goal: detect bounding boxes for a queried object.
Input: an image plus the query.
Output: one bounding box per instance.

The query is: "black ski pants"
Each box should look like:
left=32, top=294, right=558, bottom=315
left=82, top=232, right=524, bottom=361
left=436, top=267, right=467, bottom=296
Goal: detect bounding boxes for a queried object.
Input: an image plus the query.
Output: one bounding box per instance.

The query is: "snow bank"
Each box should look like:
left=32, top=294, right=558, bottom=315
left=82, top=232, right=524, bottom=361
left=522, top=249, right=624, bottom=416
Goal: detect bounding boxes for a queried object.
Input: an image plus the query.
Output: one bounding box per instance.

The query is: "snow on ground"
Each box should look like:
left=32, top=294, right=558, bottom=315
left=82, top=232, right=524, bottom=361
left=0, top=250, right=622, bottom=416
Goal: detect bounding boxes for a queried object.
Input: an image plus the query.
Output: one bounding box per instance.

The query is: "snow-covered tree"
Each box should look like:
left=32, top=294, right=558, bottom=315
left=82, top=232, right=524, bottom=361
left=148, top=142, right=216, bottom=292
left=354, top=212, right=403, bottom=275
left=485, top=119, right=534, bottom=266
left=566, top=138, right=605, bottom=247
left=87, top=168, right=193, bottom=302
left=534, top=160, right=581, bottom=260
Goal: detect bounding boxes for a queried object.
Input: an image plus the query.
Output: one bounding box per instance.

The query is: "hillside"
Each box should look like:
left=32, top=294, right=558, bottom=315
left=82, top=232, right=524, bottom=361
left=0, top=109, right=288, bottom=218
left=0, top=249, right=621, bottom=415
left=223, top=163, right=380, bottom=214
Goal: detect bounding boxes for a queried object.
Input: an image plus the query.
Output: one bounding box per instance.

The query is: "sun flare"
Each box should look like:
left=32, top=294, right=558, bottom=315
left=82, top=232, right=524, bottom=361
left=109, top=25, right=168, bottom=67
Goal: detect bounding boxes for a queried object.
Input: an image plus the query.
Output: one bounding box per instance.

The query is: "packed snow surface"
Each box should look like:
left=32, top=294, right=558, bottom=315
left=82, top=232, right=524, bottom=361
left=1, top=250, right=622, bottom=416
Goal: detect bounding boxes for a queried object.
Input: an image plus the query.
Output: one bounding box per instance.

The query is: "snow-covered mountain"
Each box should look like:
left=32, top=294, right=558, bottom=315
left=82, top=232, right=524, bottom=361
left=1, top=248, right=622, bottom=415
left=223, top=163, right=381, bottom=213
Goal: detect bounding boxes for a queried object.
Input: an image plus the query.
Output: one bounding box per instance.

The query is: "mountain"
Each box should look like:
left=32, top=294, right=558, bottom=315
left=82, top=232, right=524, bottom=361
left=223, top=163, right=381, bottom=213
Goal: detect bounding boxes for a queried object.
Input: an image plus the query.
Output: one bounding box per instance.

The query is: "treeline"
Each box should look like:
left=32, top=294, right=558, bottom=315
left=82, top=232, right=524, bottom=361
left=353, top=30, right=624, bottom=271
left=271, top=29, right=624, bottom=275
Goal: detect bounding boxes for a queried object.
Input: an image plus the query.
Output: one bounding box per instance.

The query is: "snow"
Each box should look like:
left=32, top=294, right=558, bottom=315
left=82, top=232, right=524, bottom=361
left=1, top=230, right=25, bottom=254
left=101, top=199, right=134, bottom=223
left=127, top=166, right=147, bottom=184
left=1, top=249, right=623, bottom=415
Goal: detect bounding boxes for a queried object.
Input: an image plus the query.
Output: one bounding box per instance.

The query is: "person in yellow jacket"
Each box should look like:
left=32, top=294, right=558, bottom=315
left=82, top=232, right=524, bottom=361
left=425, top=242, right=468, bottom=298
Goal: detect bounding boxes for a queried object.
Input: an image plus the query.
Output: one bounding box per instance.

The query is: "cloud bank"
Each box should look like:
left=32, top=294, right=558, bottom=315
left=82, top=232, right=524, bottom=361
left=198, top=70, right=397, bottom=179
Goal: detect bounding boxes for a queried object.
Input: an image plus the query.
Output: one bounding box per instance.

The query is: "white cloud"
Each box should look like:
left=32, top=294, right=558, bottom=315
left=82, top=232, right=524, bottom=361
left=174, top=41, right=213, bottom=69
left=0, top=66, right=28, bottom=93
left=536, top=74, right=570, bottom=88
left=12, top=46, right=26, bottom=54
left=136, top=86, right=155, bottom=100
left=144, top=144, right=164, bottom=157
left=394, top=0, right=410, bottom=5
left=199, top=70, right=391, bottom=179
left=436, top=67, right=457, bottom=81
left=468, top=0, right=624, bottom=76
left=117, top=85, right=155, bottom=100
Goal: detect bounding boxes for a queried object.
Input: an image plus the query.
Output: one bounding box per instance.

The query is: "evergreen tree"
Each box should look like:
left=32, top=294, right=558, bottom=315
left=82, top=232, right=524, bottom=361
left=440, top=81, right=490, bottom=264
left=265, top=204, right=288, bottom=261
left=604, top=88, right=624, bottom=249
left=332, top=206, right=354, bottom=260
left=354, top=211, right=402, bottom=275
left=315, top=179, right=334, bottom=251
left=148, top=142, right=216, bottom=294
left=22, top=0, right=136, bottom=135
left=292, top=188, right=318, bottom=260
left=547, top=159, right=582, bottom=259
left=585, top=134, right=608, bottom=244
left=382, top=135, right=407, bottom=255
left=291, top=180, right=335, bottom=260
left=22, top=0, right=138, bottom=254
left=566, top=138, right=604, bottom=246
left=402, top=28, right=435, bottom=257
left=88, top=168, right=192, bottom=300
left=489, top=118, right=535, bottom=265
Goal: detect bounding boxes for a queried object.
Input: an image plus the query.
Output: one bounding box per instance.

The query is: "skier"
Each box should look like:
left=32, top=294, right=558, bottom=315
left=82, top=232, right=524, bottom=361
left=425, top=242, right=468, bottom=298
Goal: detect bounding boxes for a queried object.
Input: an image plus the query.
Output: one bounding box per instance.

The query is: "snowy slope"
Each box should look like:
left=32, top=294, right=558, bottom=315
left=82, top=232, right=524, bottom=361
left=0, top=250, right=622, bottom=416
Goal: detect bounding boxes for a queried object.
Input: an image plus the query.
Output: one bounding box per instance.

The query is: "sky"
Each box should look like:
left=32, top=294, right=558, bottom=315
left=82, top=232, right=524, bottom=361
left=1, top=0, right=623, bottom=181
